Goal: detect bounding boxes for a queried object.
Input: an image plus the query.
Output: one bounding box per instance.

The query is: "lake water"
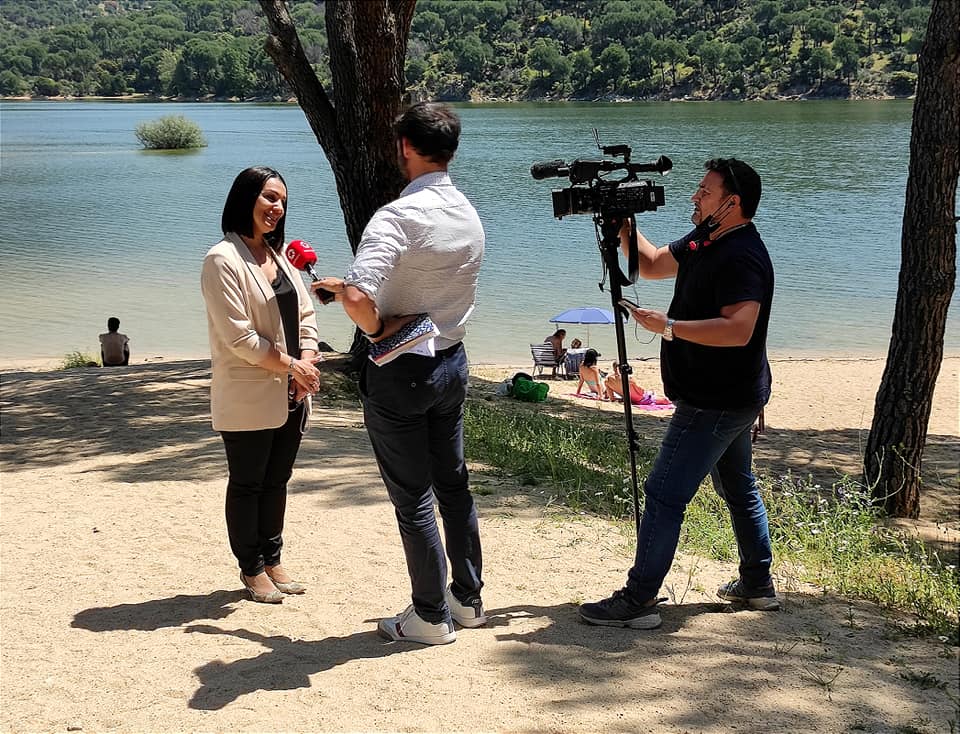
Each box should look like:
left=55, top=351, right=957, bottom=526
left=0, top=100, right=957, bottom=364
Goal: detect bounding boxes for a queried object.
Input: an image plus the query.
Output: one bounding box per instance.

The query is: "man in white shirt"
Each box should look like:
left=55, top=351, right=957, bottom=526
left=99, top=316, right=129, bottom=366
left=314, top=103, right=486, bottom=645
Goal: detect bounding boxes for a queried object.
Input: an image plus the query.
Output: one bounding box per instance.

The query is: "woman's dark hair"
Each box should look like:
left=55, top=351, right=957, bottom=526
left=552, top=329, right=566, bottom=338
left=394, top=102, right=460, bottom=164
left=221, top=166, right=287, bottom=251
left=705, top=157, right=761, bottom=219
left=583, top=348, right=600, bottom=367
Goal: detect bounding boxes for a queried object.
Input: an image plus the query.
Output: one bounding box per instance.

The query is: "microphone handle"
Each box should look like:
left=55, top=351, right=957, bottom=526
left=303, top=264, right=336, bottom=303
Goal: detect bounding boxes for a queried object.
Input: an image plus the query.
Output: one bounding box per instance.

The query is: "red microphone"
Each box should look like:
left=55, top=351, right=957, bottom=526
left=286, top=239, right=319, bottom=278
left=286, top=239, right=335, bottom=303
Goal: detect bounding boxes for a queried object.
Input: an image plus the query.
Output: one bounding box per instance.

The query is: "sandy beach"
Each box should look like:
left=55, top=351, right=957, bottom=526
left=1, top=355, right=957, bottom=733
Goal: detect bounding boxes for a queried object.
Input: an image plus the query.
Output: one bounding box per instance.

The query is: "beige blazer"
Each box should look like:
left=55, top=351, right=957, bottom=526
left=201, top=232, right=319, bottom=431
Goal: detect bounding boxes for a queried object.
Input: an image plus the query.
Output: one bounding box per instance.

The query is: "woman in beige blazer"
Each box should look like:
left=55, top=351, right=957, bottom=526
left=201, top=166, right=321, bottom=604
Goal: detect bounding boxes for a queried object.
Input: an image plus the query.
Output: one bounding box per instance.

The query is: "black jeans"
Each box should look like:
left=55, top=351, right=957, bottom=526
left=220, top=403, right=305, bottom=576
left=361, top=343, right=483, bottom=624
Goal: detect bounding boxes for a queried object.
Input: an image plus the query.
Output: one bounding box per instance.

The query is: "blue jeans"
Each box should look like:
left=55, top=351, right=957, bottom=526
left=626, top=399, right=773, bottom=601
left=361, top=343, right=483, bottom=624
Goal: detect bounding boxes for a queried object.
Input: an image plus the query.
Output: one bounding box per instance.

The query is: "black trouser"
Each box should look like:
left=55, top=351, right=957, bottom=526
left=220, top=403, right=305, bottom=576
left=361, top=343, right=483, bottom=623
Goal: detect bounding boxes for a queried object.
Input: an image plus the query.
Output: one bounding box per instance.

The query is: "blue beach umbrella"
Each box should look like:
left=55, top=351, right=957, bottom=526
left=549, top=307, right=619, bottom=325
left=548, top=306, right=625, bottom=345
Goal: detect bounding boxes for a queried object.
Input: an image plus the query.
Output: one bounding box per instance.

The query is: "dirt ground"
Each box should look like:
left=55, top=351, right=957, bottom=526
left=0, top=357, right=957, bottom=733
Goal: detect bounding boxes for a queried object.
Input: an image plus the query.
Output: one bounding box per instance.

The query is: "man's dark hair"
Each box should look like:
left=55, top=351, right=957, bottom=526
left=221, top=166, right=287, bottom=251
left=705, top=158, right=762, bottom=219
left=107, top=317, right=120, bottom=332
left=394, top=102, right=460, bottom=164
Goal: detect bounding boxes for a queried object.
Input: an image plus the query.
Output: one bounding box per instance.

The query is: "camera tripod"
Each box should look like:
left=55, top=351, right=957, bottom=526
left=595, top=212, right=644, bottom=534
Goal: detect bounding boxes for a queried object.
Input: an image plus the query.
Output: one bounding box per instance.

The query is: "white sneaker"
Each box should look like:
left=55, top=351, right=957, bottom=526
left=445, top=586, right=487, bottom=628
left=377, top=605, right=457, bottom=645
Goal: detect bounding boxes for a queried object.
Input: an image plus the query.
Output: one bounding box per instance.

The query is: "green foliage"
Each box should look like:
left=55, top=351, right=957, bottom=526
left=60, top=351, right=99, bottom=369
left=464, top=400, right=960, bottom=637
left=33, top=76, right=59, bottom=96
left=764, top=475, right=959, bottom=639
left=0, top=0, right=934, bottom=101
left=134, top=114, right=206, bottom=150
left=888, top=70, right=917, bottom=96
left=0, top=69, right=27, bottom=95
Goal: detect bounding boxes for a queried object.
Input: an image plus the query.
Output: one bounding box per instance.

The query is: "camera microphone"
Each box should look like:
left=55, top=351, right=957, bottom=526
left=530, top=159, right=569, bottom=180
left=628, top=155, right=673, bottom=175
left=286, top=239, right=336, bottom=303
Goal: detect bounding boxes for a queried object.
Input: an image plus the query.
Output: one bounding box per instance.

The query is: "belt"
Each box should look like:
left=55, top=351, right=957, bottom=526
left=437, top=342, right=463, bottom=357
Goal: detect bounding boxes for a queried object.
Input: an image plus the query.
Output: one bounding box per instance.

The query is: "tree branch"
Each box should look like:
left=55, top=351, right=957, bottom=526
left=257, top=0, right=339, bottom=158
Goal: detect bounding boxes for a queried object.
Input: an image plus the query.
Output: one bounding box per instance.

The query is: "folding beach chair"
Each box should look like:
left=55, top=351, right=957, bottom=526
left=530, top=342, right=566, bottom=379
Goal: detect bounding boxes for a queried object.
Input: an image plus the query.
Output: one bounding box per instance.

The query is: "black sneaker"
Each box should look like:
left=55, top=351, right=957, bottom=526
left=578, top=589, right=663, bottom=629
left=717, top=578, right=781, bottom=610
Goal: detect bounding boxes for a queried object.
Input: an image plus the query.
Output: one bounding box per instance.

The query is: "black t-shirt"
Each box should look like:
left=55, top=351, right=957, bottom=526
left=661, top=222, right=773, bottom=410
left=271, top=267, right=301, bottom=360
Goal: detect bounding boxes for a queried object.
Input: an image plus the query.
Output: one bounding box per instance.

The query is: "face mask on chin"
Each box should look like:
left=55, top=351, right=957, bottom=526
left=688, top=196, right=737, bottom=246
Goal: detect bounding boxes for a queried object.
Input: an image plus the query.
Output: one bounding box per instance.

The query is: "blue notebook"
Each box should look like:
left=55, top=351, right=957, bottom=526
left=368, top=313, right=440, bottom=366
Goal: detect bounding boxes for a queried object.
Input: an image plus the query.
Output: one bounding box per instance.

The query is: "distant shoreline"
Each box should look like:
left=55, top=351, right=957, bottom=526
left=0, top=93, right=913, bottom=104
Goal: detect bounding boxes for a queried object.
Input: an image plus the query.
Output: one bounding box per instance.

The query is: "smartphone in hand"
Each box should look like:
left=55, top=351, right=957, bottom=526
left=315, top=287, right=336, bottom=305
left=618, top=298, right=640, bottom=311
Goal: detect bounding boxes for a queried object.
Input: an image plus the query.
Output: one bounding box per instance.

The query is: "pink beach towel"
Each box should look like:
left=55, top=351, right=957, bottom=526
left=570, top=392, right=674, bottom=410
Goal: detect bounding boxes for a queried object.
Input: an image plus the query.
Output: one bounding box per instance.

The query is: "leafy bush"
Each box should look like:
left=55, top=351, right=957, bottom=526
left=61, top=351, right=99, bottom=369
left=888, top=71, right=917, bottom=97
left=0, top=69, right=27, bottom=96
left=135, top=114, right=206, bottom=150
left=33, top=76, right=60, bottom=96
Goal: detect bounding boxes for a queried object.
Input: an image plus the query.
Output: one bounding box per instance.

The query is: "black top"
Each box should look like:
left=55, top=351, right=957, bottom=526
left=271, top=267, right=301, bottom=360
left=661, top=222, right=774, bottom=410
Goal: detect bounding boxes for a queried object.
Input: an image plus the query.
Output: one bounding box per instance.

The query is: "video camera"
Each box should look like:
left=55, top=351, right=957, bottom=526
left=530, top=130, right=672, bottom=219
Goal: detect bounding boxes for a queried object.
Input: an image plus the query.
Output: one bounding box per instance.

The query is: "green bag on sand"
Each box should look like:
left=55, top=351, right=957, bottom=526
left=511, top=377, right=549, bottom=403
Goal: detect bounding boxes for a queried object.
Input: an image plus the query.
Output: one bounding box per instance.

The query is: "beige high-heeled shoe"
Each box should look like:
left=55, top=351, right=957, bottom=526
left=240, top=572, right=284, bottom=603
left=265, top=566, right=306, bottom=595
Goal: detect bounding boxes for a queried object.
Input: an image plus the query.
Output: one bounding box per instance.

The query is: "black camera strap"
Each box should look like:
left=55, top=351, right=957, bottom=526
left=609, top=217, right=639, bottom=286
left=625, top=218, right=640, bottom=284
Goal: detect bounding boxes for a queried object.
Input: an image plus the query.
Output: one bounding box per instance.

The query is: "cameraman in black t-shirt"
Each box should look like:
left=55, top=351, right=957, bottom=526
left=580, top=158, right=779, bottom=630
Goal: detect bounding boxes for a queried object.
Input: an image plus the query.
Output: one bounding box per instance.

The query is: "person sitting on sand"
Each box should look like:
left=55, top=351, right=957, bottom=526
left=99, top=317, right=130, bottom=366
left=576, top=349, right=614, bottom=400
left=604, top=362, right=672, bottom=405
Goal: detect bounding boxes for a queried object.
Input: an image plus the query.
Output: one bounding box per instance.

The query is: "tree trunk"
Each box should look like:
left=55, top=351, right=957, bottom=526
left=257, top=0, right=416, bottom=357
left=864, top=0, right=959, bottom=517
left=257, top=0, right=415, bottom=251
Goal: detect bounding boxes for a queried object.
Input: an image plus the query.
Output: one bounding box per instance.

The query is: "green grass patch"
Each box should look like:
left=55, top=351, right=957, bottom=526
left=465, top=400, right=960, bottom=638
left=464, top=400, right=655, bottom=516
left=60, top=351, right=99, bottom=369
